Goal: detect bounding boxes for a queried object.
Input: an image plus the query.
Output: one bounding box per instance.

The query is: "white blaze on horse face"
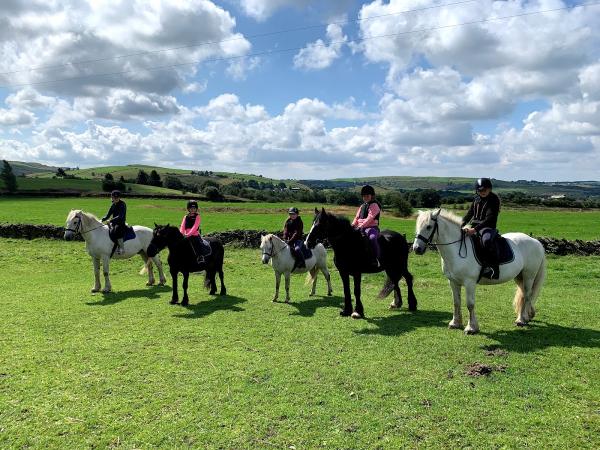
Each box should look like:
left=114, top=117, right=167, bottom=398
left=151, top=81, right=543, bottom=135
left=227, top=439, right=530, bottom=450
left=260, top=236, right=271, bottom=264
left=413, top=212, right=431, bottom=255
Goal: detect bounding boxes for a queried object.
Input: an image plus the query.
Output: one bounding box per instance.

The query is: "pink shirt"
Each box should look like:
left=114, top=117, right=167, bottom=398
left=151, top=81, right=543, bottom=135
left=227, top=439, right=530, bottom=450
left=180, top=214, right=201, bottom=237
left=352, top=202, right=381, bottom=229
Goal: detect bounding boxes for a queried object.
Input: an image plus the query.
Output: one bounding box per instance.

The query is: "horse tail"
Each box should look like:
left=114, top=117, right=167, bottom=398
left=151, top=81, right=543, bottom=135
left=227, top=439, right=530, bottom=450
left=378, top=276, right=395, bottom=299
left=305, top=267, right=318, bottom=286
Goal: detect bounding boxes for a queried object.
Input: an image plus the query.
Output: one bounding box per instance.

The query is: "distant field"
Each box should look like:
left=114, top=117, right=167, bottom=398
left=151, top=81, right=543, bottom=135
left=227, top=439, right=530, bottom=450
left=1, top=197, right=599, bottom=240
left=13, top=177, right=187, bottom=195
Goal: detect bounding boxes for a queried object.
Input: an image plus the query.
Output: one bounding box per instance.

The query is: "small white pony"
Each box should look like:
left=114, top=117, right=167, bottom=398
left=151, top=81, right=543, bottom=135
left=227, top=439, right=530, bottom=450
left=413, top=209, right=546, bottom=334
left=260, top=234, right=332, bottom=303
left=64, top=210, right=166, bottom=293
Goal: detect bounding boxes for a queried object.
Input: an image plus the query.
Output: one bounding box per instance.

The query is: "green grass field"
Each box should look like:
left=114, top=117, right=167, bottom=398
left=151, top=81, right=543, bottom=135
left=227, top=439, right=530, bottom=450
left=13, top=177, right=189, bottom=195
left=1, top=197, right=600, bottom=240
left=0, top=238, right=599, bottom=448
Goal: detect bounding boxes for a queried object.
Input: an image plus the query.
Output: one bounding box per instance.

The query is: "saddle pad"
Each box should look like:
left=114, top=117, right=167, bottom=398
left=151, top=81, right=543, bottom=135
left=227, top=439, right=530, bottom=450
left=200, top=239, right=212, bottom=257
left=123, top=226, right=136, bottom=242
left=472, top=236, right=515, bottom=266
left=299, top=244, right=312, bottom=260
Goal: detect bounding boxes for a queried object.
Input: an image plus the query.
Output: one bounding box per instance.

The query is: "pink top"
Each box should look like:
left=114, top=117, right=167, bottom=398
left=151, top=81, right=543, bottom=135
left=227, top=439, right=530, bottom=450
left=180, top=214, right=201, bottom=237
left=352, top=202, right=381, bottom=229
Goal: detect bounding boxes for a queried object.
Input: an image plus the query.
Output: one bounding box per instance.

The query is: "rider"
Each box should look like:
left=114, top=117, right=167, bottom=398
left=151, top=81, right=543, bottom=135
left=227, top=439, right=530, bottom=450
left=180, top=200, right=204, bottom=264
left=101, top=190, right=127, bottom=255
left=352, top=185, right=382, bottom=267
left=461, top=178, right=501, bottom=278
left=283, top=207, right=305, bottom=269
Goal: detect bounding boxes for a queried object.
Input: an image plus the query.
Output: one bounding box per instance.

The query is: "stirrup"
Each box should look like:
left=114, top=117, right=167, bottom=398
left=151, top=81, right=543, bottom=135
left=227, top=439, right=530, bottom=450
left=196, top=255, right=205, bottom=264
left=481, top=266, right=495, bottom=278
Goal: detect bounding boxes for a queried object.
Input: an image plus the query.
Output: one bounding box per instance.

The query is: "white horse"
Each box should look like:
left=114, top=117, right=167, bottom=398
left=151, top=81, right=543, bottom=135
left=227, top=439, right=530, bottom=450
left=260, top=234, right=332, bottom=303
left=64, top=210, right=166, bottom=293
left=413, top=209, right=546, bottom=334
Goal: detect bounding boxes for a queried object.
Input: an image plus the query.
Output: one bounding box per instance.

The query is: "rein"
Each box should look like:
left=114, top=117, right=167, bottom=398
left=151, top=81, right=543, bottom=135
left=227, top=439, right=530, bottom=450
left=65, top=215, right=106, bottom=236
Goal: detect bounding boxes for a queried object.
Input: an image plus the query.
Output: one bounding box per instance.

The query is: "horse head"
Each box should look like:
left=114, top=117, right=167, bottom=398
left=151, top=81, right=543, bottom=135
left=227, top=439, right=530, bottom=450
left=413, top=209, right=441, bottom=255
left=260, top=234, right=274, bottom=264
left=64, top=209, right=83, bottom=241
left=306, top=207, right=329, bottom=248
left=147, top=223, right=177, bottom=257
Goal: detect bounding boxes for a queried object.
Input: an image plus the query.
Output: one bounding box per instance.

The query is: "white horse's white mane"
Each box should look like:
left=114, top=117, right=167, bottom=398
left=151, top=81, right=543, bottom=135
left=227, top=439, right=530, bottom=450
left=67, top=209, right=102, bottom=229
left=416, top=209, right=463, bottom=229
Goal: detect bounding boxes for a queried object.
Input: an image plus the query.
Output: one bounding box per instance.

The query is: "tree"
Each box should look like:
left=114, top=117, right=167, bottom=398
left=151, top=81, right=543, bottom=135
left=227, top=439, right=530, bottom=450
left=56, top=167, right=67, bottom=177
left=1, top=160, right=18, bottom=192
left=164, top=175, right=183, bottom=190
left=104, top=172, right=114, bottom=181
left=149, top=170, right=162, bottom=187
left=419, top=189, right=442, bottom=208
left=203, top=186, right=223, bottom=201
left=385, top=192, right=413, bottom=217
left=136, top=169, right=150, bottom=185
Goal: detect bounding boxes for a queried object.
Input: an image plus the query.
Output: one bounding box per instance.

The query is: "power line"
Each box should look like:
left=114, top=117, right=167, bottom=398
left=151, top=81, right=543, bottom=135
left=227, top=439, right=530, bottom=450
left=1, top=1, right=598, bottom=90
left=0, top=0, right=479, bottom=77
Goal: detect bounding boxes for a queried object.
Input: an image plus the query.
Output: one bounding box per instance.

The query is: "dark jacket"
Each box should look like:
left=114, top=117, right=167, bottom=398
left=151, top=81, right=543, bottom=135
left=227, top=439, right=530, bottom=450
left=102, top=200, right=127, bottom=226
left=461, top=192, right=500, bottom=231
left=283, top=216, right=303, bottom=243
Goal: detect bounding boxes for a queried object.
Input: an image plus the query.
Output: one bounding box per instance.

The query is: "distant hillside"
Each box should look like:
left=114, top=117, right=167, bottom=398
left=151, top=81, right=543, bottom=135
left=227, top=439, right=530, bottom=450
left=3, top=162, right=600, bottom=199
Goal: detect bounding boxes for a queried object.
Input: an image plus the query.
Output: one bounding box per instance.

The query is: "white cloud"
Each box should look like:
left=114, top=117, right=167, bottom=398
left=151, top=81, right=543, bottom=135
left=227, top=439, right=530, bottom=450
left=226, top=56, right=262, bottom=81
left=294, top=24, right=347, bottom=70
left=238, top=0, right=353, bottom=21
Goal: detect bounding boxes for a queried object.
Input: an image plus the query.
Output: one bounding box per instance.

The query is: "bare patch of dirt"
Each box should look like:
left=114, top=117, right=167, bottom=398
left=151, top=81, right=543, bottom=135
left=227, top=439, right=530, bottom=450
left=465, top=363, right=507, bottom=377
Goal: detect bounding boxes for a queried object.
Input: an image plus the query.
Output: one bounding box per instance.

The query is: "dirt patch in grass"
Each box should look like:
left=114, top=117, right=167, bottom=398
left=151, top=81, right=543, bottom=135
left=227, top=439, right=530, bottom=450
left=465, top=363, right=507, bottom=377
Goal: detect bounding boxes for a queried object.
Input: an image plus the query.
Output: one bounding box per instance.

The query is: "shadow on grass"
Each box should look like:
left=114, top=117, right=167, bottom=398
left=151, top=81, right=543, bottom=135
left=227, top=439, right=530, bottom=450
left=173, top=294, right=247, bottom=319
left=482, top=320, right=600, bottom=353
left=86, top=285, right=172, bottom=306
left=286, top=295, right=344, bottom=317
left=354, top=309, right=453, bottom=336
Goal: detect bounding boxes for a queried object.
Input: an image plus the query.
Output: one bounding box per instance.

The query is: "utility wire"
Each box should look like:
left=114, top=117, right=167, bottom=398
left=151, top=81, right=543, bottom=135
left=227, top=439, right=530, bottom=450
left=0, top=0, right=479, bottom=77
left=1, top=1, right=598, bottom=89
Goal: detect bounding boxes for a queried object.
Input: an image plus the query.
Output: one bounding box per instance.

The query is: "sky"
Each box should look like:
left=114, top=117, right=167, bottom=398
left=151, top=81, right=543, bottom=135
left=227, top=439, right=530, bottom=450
left=0, top=0, right=599, bottom=181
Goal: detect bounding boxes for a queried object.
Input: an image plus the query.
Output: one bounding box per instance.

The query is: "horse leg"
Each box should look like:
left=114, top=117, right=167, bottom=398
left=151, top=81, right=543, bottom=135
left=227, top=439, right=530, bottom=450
left=208, top=270, right=217, bottom=295
left=272, top=271, right=281, bottom=302
left=91, top=257, right=101, bottom=293
left=153, top=256, right=167, bottom=285
left=309, top=267, right=318, bottom=296
left=322, top=265, right=332, bottom=296
left=404, top=269, right=417, bottom=311
left=464, top=282, right=479, bottom=334
left=351, top=274, right=364, bottom=319
left=284, top=272, right=291, bottom=303
left=170, top=270, right=179, bottom=304
left=515, top=274, right=534, bottom=326
left=140, top=253, right=155, bottom=286
left=448, top=280, right=463, bottom=329
left=101, top=256, right=112, bottom=293
left=340, top=271, right=352, bottom=316
left=181, top=272, right=190, bottom=306
left=218, top=268, right=226, bottom=295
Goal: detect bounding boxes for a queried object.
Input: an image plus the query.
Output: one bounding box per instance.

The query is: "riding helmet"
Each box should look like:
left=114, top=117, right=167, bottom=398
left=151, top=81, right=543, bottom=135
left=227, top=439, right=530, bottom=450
left=288, top=207, right=299, bottom=214
left=111, top=190, right=121, bottom=198
left=187, top=200, right=199, bottom=209
left=475, top=178, right=493, bottom=191
left=360, top=185, right=376, bottom=196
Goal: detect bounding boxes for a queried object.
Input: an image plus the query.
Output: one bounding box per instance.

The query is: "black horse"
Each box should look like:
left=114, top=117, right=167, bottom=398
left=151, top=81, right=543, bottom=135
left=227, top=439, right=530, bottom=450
left=146, top=224, right=226, bottom=305
left=306, top=208, right=416, bottom=319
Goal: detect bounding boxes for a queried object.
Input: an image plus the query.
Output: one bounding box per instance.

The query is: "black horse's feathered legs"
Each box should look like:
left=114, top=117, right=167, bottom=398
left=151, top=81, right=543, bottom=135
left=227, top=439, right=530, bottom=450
left=170, top=270, right=179, bottom=304
left=352, top=273, right=364, bottom=319
left=404, top=269, right=417, bottom=311
left=218, top=269, right=226, bottom=295
left=181, top=271, right=190, bottom=306
left=340, top=271, right=353, bottom=316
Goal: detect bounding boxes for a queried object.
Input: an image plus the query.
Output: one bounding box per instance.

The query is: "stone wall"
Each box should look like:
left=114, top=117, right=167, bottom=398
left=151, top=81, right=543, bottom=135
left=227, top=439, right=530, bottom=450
left=1, top=223, right=599, bottom=256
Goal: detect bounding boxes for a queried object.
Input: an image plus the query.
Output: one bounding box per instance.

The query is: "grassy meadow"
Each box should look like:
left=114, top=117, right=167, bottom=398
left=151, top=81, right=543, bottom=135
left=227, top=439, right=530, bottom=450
left=0, top=238, right=599, bottom=448
left=1, top=196, right=600, bottom=240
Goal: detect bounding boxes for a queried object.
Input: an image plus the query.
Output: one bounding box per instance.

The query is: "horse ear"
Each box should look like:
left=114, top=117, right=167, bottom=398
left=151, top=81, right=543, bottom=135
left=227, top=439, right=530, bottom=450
left=433, top=209, right=441, bottom=218
left=321, top=207, right=326, bottom=213
left=314, top=207, right=319, bottom=214
left=154, top=222, right=158, bottom=228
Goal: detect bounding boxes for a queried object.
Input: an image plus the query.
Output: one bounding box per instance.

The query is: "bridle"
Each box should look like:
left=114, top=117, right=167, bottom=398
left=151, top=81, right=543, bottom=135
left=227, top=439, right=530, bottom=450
left=65, top=214, right=105, bottom=236
left=262, top=237, right=287, bottom=259
left=416, top=213, right=468, bottom=258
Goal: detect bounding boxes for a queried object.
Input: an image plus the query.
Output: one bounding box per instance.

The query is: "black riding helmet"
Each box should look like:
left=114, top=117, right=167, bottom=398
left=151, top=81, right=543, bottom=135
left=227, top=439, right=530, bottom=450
left=360, top=185, right=375, bottom=196
left=187, top=200, right=199, bottom=209
left=475, top=178, right=493, bottom=191
left=111, top=190, right=121, bottom=198
left=288, top=207, right=299, bottom=214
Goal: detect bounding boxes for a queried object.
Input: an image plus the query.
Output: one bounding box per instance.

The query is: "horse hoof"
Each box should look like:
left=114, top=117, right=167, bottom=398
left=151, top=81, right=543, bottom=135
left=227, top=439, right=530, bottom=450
left=515, top=320, right=527, bottom=327
left=327, top=292, right=332, bottom=296
left=181, top=302, right=189, bottom=307
left=170, top=300, right=179, bottom=305
left=389, top=303, right=400, bottom=310
left=351, top=311, right=364, bottom=319
left=340, top=309, right=352, bottom=317
left=102, top=289, right=111, bottom=294
left=91, top=288, right=100, bottom=293
left=448, top=322, right=463, bottom=330
left=285, top=300, right=290, bottom=304
left=159, top=281, right=166, bottom=286
left=146, top=282, right=154, bottom=286
left=464, top=327, right=479, bottom=335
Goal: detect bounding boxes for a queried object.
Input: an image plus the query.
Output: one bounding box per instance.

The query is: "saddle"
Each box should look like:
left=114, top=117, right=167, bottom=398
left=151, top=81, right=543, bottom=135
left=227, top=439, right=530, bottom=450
left=108, top=224, right=136, bottom=243
left=297, top=242, right=312, bottom=260
left=471, top=233, right=515, bottom=280
left=188, top=236, right=212, bottom=257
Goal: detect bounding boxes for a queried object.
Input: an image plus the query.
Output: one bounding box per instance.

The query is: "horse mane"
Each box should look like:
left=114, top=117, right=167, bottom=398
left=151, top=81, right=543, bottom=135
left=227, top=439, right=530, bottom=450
left=416, top=209, right=463, bottom=229
left=323, top=210, right=354, bottom=232
left=67, top=209, right=102, bottom=229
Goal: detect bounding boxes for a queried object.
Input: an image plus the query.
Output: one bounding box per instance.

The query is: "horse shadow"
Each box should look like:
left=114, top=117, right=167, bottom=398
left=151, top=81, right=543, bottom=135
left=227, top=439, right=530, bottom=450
left=354, top=309, right=453, bottom=337
left=172, top=294, right=247, bottom=320
left=286, top=295, right=344, bottom=317
left=481, top=320, right=600, bottom=353
left=86, top=285, right=172, bottom=306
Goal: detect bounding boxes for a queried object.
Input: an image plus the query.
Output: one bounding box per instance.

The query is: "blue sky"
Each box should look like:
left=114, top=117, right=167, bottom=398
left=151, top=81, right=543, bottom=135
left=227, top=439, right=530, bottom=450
left=1, top=0, right=599, bottom=181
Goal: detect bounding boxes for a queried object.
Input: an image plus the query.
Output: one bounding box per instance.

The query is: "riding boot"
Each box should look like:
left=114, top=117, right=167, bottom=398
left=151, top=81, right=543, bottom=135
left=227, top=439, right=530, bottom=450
left=296, top=254, right=305, bottom=269
left=190, top=238, right=204, bottom=264
left=117, top=238, right=124, bottom=255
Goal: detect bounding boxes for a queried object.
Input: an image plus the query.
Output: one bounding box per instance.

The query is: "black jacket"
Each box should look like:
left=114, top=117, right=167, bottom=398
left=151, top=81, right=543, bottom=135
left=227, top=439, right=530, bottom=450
left=283, top=216, right=303, bottom=243
left=102, top=200, right=127, bottom=226
left=461, top=192, right=500, bottom=231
